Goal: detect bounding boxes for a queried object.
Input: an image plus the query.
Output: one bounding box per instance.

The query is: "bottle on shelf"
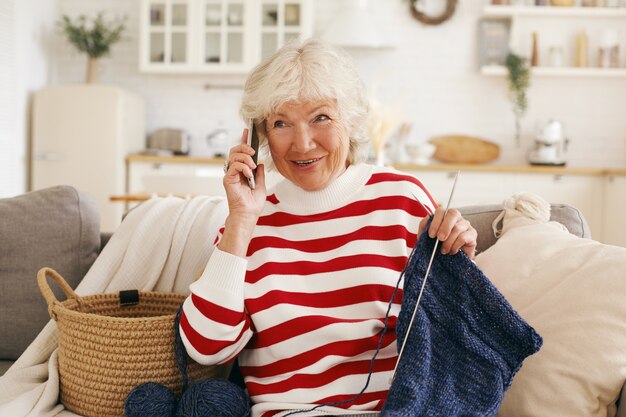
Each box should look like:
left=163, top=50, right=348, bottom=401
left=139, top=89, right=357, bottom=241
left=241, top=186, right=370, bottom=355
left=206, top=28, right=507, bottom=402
left=531, top=32, right=540, bottom=67
left=549, top=46, right=564, bottom=67
left=599, top=29, right=619, bottom=68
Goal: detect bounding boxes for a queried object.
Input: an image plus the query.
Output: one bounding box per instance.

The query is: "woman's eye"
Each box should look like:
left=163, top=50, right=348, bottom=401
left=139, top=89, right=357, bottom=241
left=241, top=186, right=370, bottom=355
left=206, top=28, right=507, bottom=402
left=273, top=120, right=285, bottom=128
left=315, top=114, right=330, bottom=122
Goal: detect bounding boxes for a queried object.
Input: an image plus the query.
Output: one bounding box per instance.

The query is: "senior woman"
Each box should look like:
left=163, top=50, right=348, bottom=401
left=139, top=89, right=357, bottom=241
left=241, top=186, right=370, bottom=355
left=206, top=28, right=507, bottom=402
left=180, top=39, right=477, bottom=416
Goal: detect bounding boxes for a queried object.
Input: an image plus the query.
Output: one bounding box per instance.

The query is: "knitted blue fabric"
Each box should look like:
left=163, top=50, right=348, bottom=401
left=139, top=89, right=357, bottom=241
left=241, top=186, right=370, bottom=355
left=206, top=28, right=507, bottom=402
left=381, top=225, right=543, bottom=417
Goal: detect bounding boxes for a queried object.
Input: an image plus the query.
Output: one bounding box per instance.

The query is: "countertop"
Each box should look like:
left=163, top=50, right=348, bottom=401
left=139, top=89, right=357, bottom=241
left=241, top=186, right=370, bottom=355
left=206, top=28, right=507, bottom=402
left=126, top=154, right=626, bottom=176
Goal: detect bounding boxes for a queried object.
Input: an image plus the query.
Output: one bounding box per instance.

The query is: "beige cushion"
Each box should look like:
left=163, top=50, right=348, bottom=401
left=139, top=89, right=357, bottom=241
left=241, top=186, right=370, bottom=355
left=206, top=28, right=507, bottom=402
left=0, top=186, right=100, bottom=361
left=476, top=194, right=626, bottom=417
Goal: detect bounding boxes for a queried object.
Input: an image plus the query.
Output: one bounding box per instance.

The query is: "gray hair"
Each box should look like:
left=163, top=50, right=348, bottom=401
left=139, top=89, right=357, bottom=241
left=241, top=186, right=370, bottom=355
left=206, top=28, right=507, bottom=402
left=240, top=38, right=370, bottom=166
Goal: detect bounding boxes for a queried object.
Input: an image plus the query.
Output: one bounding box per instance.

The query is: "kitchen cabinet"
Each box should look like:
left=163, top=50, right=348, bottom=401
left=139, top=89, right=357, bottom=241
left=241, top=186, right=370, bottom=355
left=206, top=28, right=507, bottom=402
left=140, top=0, right=194, bottom=70
left=139, top=0, right=313, bottom=74
left=125, top=154, right=282, bottom=199
left=410, top=171, right=517, bottom=207
left=408, top=169, right=604, bottom=242
left=480, top=4, right=626, bottom=78
left=603, top=174, right=626, bottom=247
left=127, top=155, right=227, bottom=197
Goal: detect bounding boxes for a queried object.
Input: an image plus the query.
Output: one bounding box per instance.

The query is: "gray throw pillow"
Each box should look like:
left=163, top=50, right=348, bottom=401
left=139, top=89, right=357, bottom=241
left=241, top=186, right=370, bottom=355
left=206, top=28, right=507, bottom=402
left=0, top=186, right=100, bottom=360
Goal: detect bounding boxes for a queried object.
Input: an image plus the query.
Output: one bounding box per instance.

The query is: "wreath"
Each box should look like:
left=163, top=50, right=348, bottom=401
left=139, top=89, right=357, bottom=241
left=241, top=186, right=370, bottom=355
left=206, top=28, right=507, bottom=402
left=410, top=0, right=458, bottom=25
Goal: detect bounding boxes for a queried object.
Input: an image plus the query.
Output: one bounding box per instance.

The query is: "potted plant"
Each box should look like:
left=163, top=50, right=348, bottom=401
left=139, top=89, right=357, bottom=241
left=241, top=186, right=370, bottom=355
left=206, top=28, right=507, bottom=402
left=504, top=52, right=531, bottom=147
left=58, top=13, right=126, bottom=83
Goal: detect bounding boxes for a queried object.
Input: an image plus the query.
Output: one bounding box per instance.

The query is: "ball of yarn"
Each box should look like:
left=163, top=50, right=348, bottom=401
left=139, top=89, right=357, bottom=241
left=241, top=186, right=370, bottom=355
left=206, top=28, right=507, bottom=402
left=177, top=378, right=250, bottom=417
left=125, top=382, right=177, bottom=417
left=505, top=192, right=551, bottom=222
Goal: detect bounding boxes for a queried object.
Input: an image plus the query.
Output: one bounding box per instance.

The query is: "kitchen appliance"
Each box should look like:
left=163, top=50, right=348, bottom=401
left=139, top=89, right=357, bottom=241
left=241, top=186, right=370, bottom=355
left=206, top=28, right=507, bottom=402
left=31, top=85, right=145, bottom=232
left=148, top=128, right=190, bottom=155
left=528, top=119, right=568, bottom=166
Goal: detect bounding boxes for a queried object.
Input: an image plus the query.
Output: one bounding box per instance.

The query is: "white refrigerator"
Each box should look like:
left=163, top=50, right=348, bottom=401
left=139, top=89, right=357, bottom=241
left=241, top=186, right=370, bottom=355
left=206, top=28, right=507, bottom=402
left=31, top=85, right=145, bottom=232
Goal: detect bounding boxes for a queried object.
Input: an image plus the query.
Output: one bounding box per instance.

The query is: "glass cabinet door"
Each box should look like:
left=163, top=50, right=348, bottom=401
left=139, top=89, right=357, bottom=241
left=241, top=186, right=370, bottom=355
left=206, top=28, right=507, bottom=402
left=140, top=0, right=312, bottom=73
left=145, top=0, right=191, bottom=67
left=201, top=0, right=246, bottom=69
left=260, top=0, right=306, bottom=61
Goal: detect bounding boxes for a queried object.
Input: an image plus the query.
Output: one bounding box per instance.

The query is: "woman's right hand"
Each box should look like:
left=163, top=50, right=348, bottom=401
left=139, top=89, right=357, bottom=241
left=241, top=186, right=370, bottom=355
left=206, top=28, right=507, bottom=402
left=219, top=129, right=266, bottom=257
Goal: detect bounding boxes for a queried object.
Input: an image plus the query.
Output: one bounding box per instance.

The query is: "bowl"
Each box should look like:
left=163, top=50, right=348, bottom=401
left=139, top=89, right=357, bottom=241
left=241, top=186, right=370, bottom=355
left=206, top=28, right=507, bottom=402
left=405, top=143, right=436, bottom=165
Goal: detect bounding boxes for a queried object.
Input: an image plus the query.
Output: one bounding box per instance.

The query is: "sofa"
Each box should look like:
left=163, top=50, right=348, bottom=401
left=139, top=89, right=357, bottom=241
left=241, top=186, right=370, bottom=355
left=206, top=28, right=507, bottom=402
left=1, top=185, right=624, bottom=416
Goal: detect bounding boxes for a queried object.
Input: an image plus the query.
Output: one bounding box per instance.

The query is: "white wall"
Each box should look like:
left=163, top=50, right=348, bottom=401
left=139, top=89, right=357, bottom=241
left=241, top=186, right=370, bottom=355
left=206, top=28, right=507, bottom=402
left=7, top=0, right=626, bottom=197
left=0, top=0, right=58, bottom=197
left=0, top=0, right=17, bottom=197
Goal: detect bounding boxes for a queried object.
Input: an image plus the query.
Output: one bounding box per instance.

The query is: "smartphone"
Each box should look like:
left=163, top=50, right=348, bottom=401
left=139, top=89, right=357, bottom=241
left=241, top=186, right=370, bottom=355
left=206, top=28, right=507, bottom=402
left=246, top=119, right=259, bottom=190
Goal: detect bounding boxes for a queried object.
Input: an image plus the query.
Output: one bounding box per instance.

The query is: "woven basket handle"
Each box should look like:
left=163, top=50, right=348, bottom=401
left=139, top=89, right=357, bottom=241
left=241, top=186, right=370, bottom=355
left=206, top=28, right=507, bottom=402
left=37, top=267, right=79, bottom=308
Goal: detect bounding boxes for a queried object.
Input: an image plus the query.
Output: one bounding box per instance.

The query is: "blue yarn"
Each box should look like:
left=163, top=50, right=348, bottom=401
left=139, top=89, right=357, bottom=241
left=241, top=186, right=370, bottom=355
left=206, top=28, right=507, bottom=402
left=174, top=305, right=190, bottom=391
left=124, top=381, right=176, bottom=417
left=124, top=305, right=251, bottom=417
left=177, top=378, right=250, bottom=417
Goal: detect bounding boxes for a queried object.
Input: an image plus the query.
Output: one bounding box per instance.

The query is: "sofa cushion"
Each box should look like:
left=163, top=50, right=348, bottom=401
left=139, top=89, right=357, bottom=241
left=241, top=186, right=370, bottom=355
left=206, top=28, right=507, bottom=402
left=475, top=193, right=626, bottom=417
left=0, top=186, right=100, bottom=361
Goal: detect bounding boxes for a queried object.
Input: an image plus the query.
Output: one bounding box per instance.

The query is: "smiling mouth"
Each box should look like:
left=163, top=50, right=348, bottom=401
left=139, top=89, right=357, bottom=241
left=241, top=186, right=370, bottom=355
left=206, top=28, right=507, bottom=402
left=292, top=158, right=321, bottom=167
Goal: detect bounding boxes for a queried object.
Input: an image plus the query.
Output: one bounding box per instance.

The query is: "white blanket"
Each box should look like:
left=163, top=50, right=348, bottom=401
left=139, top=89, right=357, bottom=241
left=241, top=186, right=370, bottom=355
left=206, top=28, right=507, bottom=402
left=0, top=196, right=228, bottom=417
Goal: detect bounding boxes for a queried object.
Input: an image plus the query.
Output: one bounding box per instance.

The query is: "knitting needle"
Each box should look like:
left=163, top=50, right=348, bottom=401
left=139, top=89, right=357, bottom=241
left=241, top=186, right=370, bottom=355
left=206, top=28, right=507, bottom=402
left=389, top=170, right=460, bottom=385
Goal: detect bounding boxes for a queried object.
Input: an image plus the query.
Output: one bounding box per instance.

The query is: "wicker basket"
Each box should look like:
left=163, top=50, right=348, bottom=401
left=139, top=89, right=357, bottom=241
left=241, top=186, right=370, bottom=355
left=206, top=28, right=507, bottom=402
left=38, top=267, right=230, bottom=417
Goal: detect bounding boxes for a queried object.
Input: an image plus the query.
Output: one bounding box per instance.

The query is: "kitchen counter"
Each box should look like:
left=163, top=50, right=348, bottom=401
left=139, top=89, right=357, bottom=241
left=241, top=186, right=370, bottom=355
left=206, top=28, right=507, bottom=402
left=120, top=154, right=626, bottom=247
left=126, top=154, right=626, bottom=176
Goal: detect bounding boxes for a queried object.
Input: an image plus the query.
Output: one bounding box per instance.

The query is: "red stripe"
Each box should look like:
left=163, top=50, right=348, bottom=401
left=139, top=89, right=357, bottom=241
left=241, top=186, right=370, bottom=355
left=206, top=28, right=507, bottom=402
left=246, top=254, right=407, bottom=284
left=191, top=293, right=246, bottom=327
left=213, top=225, right=225, bottom=245
left=247, top=224, right=416, bottom=257
left=246, top=356, right=397, bottom=396
left=366, top=172, right=438, bottom=209
left=179, top=309, right=250, bottom=356
left=256, top=195, right=430, bottom=227
left=252, top=315, right=399, bottom=349
left=240, top=330, right=396, bottom=379
left=246, top=284, right=403, bottom=315
left=260, top=412, right=280, bottom=417
left=266, top=194, right=280, bottom=204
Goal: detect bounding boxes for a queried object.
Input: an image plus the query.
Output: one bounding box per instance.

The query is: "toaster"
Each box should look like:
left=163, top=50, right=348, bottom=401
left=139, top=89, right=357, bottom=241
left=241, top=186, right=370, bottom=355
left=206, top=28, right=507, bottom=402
left=147, top=128, right=190, bottom=155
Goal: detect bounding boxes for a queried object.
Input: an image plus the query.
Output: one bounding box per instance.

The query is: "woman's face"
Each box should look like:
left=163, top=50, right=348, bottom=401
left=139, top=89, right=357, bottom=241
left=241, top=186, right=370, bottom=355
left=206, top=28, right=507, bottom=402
left=266, top=100, right=350, bottom=191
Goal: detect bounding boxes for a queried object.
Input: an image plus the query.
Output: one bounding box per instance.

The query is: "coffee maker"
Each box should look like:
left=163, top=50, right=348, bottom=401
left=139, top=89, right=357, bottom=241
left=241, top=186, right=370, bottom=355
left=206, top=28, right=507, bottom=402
left=528, top=119, right=569, bottom=166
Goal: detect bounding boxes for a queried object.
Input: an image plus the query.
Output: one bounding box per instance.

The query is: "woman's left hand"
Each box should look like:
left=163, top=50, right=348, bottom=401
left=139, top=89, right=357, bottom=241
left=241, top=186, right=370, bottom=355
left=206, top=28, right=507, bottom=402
left=418, top=207, right=477, bottom=259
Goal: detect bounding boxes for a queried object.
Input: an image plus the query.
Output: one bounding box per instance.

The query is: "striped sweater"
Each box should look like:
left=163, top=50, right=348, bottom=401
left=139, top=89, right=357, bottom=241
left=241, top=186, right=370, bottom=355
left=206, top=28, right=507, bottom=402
left=180, top=163, right=437, bottom=417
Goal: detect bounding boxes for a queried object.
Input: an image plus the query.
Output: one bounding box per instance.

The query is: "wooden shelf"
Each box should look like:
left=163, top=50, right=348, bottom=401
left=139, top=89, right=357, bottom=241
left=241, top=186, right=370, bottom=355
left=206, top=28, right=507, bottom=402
left=481, top=65, right=626, bottom=77
left=483, top=5, right=626, bottom=18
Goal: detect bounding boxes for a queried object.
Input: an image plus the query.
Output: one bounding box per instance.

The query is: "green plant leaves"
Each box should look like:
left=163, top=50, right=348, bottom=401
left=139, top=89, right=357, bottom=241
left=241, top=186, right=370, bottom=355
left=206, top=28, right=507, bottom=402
left=59, top=13, right=126, bottom=59
left=505, top=52, right=531, bottom=146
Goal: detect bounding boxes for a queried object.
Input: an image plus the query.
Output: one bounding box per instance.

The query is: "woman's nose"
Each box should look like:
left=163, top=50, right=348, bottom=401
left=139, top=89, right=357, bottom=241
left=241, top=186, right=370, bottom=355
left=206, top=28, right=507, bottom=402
left=291, top=125, right=316, bottom=153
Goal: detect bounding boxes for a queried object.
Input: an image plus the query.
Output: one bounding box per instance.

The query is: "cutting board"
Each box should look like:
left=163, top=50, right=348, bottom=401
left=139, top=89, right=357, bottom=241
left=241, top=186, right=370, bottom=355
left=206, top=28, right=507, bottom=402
left=429, top=135, right=500, bottom=164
